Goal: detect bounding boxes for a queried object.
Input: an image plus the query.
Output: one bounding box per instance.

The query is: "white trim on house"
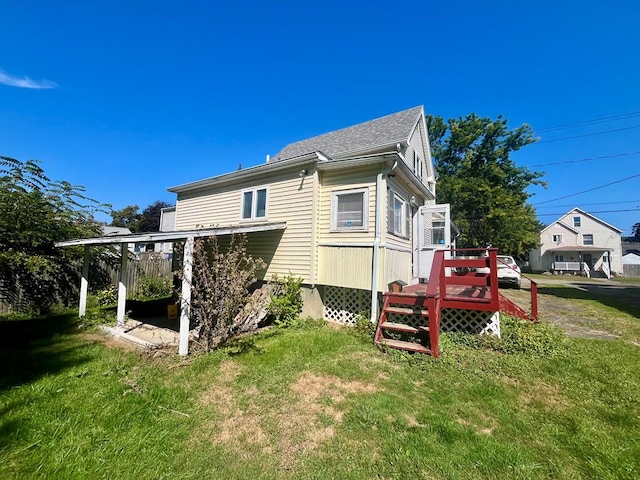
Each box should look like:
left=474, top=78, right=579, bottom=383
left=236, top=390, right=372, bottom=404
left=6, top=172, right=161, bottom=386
left=240, top=186, right=268, bottom=221
left=330, top=187, right=369, bottom=232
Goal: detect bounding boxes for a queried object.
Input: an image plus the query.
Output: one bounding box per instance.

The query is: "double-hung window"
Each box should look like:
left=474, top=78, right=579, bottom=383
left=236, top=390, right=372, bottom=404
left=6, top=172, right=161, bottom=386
left=573, top=216, right=581, bottom=227
left=331, top=188, right=368, bottom=231
left=387, top=190, right=409, bottom=238
left=552, top=234, right=563, bottom=243
left=582, top=234, right=594, bottom=246
left=241, top=187, right=267, bottom=220
left=413, top=152, right=423, bottom=181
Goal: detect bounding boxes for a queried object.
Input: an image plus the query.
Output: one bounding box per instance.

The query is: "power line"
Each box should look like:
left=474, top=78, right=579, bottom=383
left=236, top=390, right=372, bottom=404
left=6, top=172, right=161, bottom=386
left=529, top=151, right=640, bottom=167
left=533, top=172, right=640, bottom=206
left=535, top=125, right=640, bottom=144
left=537, top=208, right=640, bottom=216
left=534, top=111, right=640, bottom=132
left=536, top=200, right=640, bottom=209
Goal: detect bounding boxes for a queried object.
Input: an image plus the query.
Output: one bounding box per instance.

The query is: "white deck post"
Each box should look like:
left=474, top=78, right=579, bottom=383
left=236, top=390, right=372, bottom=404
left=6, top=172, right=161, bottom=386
left=179, top=236, right=194, bottom=356
left=79, top=245, right=90, bottom=318
left=116, top=243, right=128, bottom=330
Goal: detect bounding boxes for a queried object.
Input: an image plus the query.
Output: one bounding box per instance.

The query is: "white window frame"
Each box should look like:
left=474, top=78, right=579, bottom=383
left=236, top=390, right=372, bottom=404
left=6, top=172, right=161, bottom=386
left=552, top=234, right=563, bottom=243
left=240, top=186, right=268, bottom=221
left=413, top=152, right=423, bottom=180
left=573, top=216, right=581, bottom=227
left=391, top=191, right=409, bottom=238
left=331, top=188, right=368, bottom=232
left=582, top=233, right=594, bottom=246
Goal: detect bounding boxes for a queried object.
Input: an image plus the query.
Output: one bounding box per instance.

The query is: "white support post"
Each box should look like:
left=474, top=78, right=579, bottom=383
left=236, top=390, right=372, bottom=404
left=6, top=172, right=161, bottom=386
left=79, top=245, right=90, bottom=318
left=179, top=236, right=194, bottom=356
left=116, top=243, right=128, bottom=330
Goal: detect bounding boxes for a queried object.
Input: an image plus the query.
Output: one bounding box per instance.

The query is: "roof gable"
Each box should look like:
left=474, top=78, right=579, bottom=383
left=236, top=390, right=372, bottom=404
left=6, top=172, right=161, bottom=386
left=563, top=208, right=622, bottom=233
left=273, top=106, right=423, bottom=161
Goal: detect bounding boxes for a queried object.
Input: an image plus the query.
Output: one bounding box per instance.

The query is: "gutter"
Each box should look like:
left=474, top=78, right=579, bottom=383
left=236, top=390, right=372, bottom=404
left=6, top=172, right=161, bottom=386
left=370, top=155, right=398, bottom=323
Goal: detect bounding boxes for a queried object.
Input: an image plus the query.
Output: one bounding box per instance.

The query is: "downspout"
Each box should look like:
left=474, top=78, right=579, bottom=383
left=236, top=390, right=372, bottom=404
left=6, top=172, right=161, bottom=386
left=370, top=156, right=399, bottom=323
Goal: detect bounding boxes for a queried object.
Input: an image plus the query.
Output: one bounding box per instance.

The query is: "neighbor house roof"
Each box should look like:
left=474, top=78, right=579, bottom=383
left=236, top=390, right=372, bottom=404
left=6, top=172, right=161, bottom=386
left=562, top=208, right=622, bottom=233
left=272, top=106, right=424, bottom=161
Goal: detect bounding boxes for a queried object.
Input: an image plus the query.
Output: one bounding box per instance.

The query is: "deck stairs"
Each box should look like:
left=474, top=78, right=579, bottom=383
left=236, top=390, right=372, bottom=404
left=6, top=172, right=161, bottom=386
left=374, top=248, right=537, bottom=357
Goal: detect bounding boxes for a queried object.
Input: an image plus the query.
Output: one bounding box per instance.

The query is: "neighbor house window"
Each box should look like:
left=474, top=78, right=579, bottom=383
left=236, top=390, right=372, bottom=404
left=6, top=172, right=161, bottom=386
left=573, top=216, right=581, bottom=227
left=331, top=188, right=368, bottom=231
left=583, top=234, right=594, bottom=246
left=554, top=255, right=564, bottom=262
left=552, top=234, right=563, bottom=243
left=388, top=191, right=409, bottom=238
left=241, top=187, right=267, bottom=220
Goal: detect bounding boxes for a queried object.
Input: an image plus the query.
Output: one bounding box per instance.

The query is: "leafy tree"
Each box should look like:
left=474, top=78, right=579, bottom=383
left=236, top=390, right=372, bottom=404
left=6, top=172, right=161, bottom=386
left=426, top=114, right=546, bottom=257
left=0, top=156, right=109, bottom=313
left=137, top=200, right=172, bottom=232
left=110, top=205, right=141, bottom=231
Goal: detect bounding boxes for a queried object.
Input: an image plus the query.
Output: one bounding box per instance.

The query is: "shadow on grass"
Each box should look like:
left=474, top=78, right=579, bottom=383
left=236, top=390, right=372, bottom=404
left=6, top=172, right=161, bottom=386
left=538, top=284, right=640, bottom=319
left=0, top=312, right=92, bottom=392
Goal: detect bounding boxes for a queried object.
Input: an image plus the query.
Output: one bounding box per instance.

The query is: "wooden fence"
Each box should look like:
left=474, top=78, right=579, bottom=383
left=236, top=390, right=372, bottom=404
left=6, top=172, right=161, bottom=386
left=623, top=264, right=640, bottom=277
left=100, top=256, right=174, bottom=295
left=0, top=255, right=174, bottom=314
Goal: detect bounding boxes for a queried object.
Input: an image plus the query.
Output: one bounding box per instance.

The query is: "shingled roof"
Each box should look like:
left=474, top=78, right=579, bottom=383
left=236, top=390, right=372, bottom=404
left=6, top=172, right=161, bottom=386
left=273, top=106, right=424, bottom=161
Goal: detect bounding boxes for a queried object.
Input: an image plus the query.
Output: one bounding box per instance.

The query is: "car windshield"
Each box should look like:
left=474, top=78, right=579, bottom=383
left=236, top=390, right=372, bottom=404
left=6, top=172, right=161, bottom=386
left=498, top=256, right=515, bottom=265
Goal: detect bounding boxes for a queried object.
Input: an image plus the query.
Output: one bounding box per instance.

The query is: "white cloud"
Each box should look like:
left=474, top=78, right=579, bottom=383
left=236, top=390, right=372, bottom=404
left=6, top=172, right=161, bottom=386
left=0, top=70, right=57, bottom=89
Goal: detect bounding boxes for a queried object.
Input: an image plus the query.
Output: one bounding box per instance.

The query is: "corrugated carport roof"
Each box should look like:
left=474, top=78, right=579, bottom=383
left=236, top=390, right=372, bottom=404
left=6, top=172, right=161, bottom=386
left=55, top=223, right=287, bottom=247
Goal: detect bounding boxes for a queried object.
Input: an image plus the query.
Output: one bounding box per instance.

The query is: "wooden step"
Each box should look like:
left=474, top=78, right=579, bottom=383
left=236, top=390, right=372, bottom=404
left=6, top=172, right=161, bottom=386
left=384, top=306, right=429, bottom=316
left=379, top=322, right=417, bottom=334
left=377, top=338, right=432, bottom=354
left=379, top=322, right=430, bottom=334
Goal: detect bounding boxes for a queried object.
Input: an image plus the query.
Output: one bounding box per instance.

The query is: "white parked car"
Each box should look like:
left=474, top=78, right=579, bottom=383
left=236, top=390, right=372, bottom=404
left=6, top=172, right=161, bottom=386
left=477, top=255, right=522, bottom=289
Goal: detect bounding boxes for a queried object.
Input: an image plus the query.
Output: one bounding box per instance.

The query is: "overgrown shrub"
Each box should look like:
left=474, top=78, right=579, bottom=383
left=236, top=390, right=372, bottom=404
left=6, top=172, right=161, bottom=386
left=78, top=309, right=116, bottom=329
left=184, top=234, right=266, bottom=351
left=92, top=286, right=118, bottom=307
left=268, top=274, right=303, bottom=327
left=440, top=316, right=565, bottom=356
left=350, top=312, right=376, bottom=343
left=137, top=273, right=173, bottom=299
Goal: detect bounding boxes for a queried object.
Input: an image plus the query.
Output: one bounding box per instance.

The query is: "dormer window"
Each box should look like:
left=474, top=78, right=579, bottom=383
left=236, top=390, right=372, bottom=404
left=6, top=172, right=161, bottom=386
left=573, top=216, right=581, bottom=227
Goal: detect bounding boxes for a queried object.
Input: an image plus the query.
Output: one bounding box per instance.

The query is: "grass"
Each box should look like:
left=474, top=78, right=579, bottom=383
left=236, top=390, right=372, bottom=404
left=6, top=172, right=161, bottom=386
left=1, top=299, right=639, bottom=479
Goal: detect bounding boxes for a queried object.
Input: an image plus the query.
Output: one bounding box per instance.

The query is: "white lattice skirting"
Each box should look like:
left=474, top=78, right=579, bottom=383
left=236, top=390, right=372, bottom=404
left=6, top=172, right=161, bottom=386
left=322, top=286, right=372, bottom=324
left=442, top=309, right=501, bottom=337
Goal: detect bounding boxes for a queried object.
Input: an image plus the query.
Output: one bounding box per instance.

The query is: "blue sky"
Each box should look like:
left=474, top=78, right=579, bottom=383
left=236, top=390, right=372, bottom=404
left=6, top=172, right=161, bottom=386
left=1, top=0, right=639, bottom=235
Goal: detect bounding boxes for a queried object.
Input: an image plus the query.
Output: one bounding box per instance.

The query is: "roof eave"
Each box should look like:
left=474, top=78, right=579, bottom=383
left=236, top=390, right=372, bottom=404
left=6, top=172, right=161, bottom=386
left=168, top=153, right=319, bottom=193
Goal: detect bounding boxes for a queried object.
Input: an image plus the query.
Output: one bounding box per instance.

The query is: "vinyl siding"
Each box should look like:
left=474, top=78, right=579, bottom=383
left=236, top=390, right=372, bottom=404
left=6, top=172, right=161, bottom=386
left=317, top=246, right=373, bottom=290
left=317, top=166, right=378, bottom=243
left=383, top=248, right=412, bottom=286
left=175, top=169, right=314, bottom=282
left=384, top=177, right=415, bottom=250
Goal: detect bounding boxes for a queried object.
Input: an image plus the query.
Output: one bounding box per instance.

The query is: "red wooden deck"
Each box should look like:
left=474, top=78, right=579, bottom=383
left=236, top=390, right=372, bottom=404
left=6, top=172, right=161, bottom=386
left=374, top=248, right=538, bottom=358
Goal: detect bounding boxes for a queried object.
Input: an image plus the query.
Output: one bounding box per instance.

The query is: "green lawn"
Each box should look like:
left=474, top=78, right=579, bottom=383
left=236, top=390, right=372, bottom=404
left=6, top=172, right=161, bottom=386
left=1, top=302, right=639, bottom=479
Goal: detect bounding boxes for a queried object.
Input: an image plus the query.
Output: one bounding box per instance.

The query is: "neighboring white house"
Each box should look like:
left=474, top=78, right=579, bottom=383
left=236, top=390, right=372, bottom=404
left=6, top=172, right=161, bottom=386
left=168, top=106, right=452, bottom=322
left=529, top=208, right=623, bottom=278
left=154, top=206, right=176, bottom=255
left=622, top=253, right=640, bottom=265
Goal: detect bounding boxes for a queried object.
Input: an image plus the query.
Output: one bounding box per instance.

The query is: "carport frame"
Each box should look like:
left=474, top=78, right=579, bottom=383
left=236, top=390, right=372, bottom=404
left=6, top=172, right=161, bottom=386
left=55, top=223, right=286, bottom=355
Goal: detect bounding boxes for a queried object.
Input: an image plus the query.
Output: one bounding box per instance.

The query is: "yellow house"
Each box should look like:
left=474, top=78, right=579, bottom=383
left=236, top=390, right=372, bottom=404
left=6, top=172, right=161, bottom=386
left=168, top=106, right=452, bottom=323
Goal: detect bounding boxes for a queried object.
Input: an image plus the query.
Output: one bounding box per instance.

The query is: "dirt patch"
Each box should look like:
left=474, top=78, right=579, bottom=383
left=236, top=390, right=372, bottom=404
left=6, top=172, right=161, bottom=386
left=197, top=369, right=379, bottom=471
left=518, top=381, right=569, bottom=410
left=456, top=412, right=496, bottom=436
left=80, top=332, right=143, bottom=352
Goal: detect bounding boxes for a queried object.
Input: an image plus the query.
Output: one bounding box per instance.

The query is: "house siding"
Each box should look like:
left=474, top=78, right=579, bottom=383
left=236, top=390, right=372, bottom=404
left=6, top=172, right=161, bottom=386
left=317, top=246, right=373, bottom=290
left=175, top=169, right=314, bottom=282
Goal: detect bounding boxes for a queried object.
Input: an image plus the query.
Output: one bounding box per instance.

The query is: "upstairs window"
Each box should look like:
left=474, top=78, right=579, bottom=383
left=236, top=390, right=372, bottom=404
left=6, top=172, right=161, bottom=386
left=583, top=234, right=594, bottom=246
left=573, top=216, right=581, bottom=227
left=331, top=188, right=368, bottom=231
left=241, top=187, right=267, bottom=220
left=552, top=234, right=563, bottom=243
left=413, top=152, right=423, bottom=180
